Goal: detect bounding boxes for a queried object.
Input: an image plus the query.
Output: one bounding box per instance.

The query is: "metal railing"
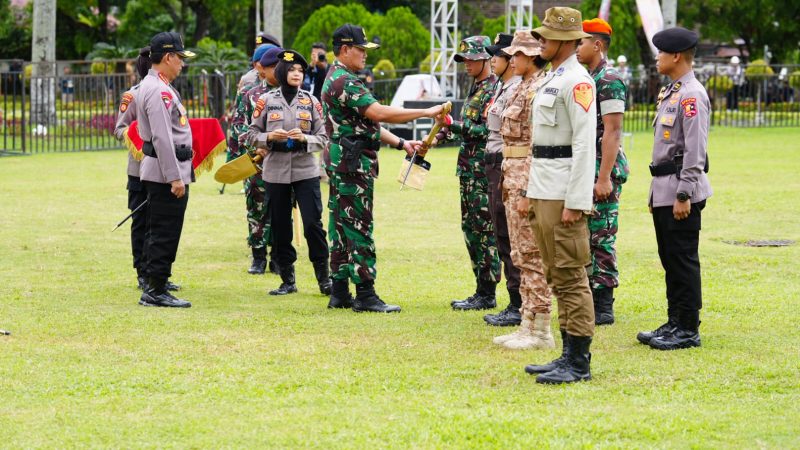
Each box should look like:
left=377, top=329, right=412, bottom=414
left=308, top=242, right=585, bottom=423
left=2, top=63, right=798, bottom=155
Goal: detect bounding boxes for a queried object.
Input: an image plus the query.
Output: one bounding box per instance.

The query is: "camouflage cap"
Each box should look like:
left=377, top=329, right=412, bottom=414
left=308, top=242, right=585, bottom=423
left=453, top=36, right=492, bottom=62
left=531, top=7, right=592, bottom=41
left=502, top=30, right=542, bottom=57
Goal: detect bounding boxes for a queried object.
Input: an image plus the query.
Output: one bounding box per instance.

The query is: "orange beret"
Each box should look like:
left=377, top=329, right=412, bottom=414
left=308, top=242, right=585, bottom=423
left=583, top=18, right=612, bottom=36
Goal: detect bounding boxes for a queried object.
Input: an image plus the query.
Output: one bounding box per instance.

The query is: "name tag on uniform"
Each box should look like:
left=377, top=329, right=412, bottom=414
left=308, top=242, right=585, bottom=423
left=544, top=87, right=559, bottom=95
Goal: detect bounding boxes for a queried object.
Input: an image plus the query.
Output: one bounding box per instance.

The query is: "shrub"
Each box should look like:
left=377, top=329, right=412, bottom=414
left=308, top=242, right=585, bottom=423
left=373, top=59, right=397, bottom=80
left=706, top=75, right=733, bottom=93
left=745, top=59, right=774, bottom=79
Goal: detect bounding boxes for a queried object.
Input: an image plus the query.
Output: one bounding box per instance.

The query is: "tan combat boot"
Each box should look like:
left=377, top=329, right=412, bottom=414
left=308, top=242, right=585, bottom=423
left=502, top=315, right=538, bottom=349
left=493, top=318, right=529, bottom=345
left=531, top=312, right=556, bottom=349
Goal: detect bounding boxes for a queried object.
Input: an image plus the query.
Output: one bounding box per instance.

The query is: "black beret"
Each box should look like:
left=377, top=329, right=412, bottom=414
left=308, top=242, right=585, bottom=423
left=652, top=27, right=698, bottom=53
left=486, top=33, right=514, bottom=56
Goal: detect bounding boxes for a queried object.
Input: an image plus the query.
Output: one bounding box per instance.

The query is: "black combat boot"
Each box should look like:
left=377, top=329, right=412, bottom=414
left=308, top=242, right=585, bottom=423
left=636, top=319, right=678, bottom=345
left=327, top=278, right=353, bottom=309
left=451, top=281, right=480, bottom=307
left=648, top=313, right=701, bottom=350
left=137, top=269, right=148, bottom=291
left=453, top=279, right=496, bottom=311
left=139, top=277, right=191, bottom=308
left=313, top=261, right=333, bottom=295
left=535, top=335, right=592, bottom=384
left=165, top=280, right=181, bottom=291
left=593, top=287, right=615, bottom=325
left=248, top=247, right=267, bottom=274
left=352, top=281, right=401, bottom=313
left=269, top=265, right=298, bottom=295
left=525, top=329, right=569, bottom=375
left=484, top=289, right=522, bottom=326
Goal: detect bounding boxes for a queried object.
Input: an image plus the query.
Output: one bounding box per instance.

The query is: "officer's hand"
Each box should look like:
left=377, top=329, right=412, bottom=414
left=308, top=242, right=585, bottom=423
left=594, top=177, right=613, bottom=201
left=427, top=104, right=444, bottom=119
left=269, top=129, right=289, bottom=141
left=255, top=148, right=267, bottom=157
left=517, top=196, right=530, bottom=216
left=170, top=179, right=186, bottom=198
left=673, top=199, right=691, bottom=220
left=288, top=128, right=306, bottom=142
left=403, top=140, right=422, bottom=157
left=561, top=208, right=583, bottom=227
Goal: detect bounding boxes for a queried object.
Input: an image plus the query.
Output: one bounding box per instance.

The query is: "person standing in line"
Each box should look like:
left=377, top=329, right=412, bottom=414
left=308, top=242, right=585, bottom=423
left=492, top=31, right=555, bottom=350
left=481, top=32, right=523, bottom=328
left=576, top=18, right=630, bottom=325
left=520, top=8, right=597, bottom=384
left=637, top=27, right=712, bottom=351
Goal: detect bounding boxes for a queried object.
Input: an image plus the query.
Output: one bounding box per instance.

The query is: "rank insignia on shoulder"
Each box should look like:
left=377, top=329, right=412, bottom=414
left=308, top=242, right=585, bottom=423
left=573, top=82, right=594, bottom=112
left=253, top=99, right=266, bottom=118
left=672, top=81, right=682, bottom=92
left=681, top=97, right=697, bottom=118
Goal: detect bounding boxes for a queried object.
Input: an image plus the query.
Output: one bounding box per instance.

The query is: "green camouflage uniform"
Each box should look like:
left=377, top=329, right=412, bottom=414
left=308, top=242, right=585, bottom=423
left=588, top=59, right=630, bottom=290
left=230, top=78, right=276, bottom=251
left=448, top=36, right=501, bottom=287
left=322, top=60, right=381, bottom=284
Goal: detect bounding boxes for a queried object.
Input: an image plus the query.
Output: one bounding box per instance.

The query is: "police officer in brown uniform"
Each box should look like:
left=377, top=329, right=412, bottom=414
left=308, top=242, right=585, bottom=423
left=638, top=27, right=712, bottom=350
left=521, top=7, right=596, bottom=384
left=136, top=32, right=196, bottom=308
left=244, top=50, right=331, bottom=297
left=482, top=33, right=523, bottom=327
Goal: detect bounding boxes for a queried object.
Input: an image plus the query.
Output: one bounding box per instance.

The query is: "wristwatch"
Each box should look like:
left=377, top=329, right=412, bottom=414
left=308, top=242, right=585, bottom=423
left=677, top=191, right=691, bottom=202
left=395, top=138, right=405, bottom=150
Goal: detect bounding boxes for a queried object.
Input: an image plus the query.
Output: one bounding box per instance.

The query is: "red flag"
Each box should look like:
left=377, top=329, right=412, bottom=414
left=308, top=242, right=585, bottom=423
left=123, top=118, right=226, bottom=176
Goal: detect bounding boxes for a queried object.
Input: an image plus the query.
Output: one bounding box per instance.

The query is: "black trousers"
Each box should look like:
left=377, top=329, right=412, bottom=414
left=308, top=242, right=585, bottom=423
left=127, top=176, right=149, bottom=275
left=485, top=156, right=521, bottom=304
left=652, top=200, right=706, bottom=330
left=267, top=177, right=328, bottom=268
left=142, top=181, right=189, bottom=279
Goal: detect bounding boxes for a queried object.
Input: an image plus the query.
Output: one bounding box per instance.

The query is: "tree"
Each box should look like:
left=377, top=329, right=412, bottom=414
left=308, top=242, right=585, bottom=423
left=290, top=3, right=375, bottom=62
left=579, top=0, right=647, bottom=66
left=370, top=7, right=429, bottom=69
left=0, top=0, right=32, bottom=60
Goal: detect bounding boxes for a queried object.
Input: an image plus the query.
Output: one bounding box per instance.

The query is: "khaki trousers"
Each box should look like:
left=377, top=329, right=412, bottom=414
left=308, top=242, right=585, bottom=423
left=527, top=199, right=595, bottom=337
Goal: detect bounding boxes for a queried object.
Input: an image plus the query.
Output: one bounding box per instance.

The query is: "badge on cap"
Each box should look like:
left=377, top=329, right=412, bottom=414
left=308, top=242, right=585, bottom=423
left=573, top=82, right=594, bottom=112
left=460, top=42, right=467, bottom=52
left=283, top=52, right=294, bottom=62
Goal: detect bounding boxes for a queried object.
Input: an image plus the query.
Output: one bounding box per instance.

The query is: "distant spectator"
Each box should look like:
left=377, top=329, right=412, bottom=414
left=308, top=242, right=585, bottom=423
left=302, top=42, right=328, bottom=100
left=617, top=55, right=632, bottom=85
left=61, top=66, right=75, bottom=104
left=726, top=56, right=745, bottom=110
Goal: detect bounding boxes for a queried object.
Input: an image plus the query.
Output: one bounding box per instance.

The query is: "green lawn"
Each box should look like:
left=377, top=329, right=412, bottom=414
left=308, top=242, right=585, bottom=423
left=1, top=127, right=799, bottom=448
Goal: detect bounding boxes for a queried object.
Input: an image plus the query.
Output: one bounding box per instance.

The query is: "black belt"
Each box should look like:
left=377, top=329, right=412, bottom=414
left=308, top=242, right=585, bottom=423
left=269, top=140, right=308, bottom=153
left=142, top=141, right=193, bottom=162
left=338, top=137, right=380, bottom=151
left=484, top=152, right=503, bottom=164
left=650, top=158, right=709, bottom=177
left=532, top=145, right=572, bottom=159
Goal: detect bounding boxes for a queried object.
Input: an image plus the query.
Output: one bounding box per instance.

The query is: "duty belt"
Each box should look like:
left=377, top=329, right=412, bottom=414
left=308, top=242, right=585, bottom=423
left=142, top=141, right=194, bottom=162
left=484, top=152, right=503, bottom=164
left=269, top=140, right=307, bottom=153
left=337, top=136, right=380, bottom=151
left=649, top=157, right=709, bottom=178
left=532, top=145, right=572, bottom=159
left=502, top=145, right=529, bottom=158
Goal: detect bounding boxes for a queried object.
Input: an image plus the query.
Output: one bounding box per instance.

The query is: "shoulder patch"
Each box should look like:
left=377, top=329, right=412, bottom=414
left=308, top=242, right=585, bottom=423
left=120, top=92, right=134, bottom=112
left=253, top=98, right=266, bottom=118
left=161, top=91, right=173, bottom=109
left=315, top=102, right=323, bottom=115
left=573, top=83, right=594, bottom=112
left=681, top=97, right=697, bottom=118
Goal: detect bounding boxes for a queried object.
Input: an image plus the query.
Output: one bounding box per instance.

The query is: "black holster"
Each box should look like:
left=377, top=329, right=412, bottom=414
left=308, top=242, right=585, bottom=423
left=337, top=136, right=377, bottom=173
left=142, top=141, right=193, bottom=162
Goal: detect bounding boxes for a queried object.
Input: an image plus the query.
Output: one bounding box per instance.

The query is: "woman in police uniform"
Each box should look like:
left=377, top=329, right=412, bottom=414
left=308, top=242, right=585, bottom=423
left=245, top=50, right=331, bottom=297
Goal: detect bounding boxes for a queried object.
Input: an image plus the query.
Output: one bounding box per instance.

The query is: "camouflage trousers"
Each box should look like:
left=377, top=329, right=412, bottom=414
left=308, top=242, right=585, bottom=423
left=328, top=171, right=376, bottom=284
left=459, top=174, right=501, bottom=284
left=501, top=158, right=553, bottom=317
left=244, top=174, right=270, bottom=249
left=588, top=181, right=623, bottom=290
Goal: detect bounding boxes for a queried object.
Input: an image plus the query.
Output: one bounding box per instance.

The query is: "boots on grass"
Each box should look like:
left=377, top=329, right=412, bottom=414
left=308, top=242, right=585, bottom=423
left=327, top=278, right=353, bottom=309
left=535, top=335, right=592, bottom=384
left=269, top=265, right=297, bottom=295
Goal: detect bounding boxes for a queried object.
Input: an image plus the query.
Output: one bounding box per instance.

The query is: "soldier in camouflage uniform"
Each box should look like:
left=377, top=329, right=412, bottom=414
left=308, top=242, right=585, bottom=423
left=447, top=36, right=502, bottom=312
left=322, top=24, right=445, bottom=313
left=229, top=44, right=279, bottom=274
left=577, top=19, right=630, bottom=325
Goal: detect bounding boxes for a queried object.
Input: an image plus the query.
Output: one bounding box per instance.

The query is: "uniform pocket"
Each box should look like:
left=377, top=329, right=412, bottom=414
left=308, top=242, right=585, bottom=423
left=535, top=94, right=557, bottom=127
left=553, top=223, right=590, bottom=268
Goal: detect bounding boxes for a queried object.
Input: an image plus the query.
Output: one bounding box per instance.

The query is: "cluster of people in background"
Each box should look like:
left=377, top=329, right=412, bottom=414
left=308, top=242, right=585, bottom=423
left=111, top=6, right=712, bottom=386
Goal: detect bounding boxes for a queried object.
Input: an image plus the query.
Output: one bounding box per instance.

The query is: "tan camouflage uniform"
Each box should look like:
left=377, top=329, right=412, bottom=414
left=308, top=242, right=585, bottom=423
left=500, top=71, right=553, bottom=321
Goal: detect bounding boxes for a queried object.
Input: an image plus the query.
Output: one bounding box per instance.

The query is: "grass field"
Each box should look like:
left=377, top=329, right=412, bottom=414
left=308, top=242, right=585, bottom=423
left=1, top=127, right=799, bottom=448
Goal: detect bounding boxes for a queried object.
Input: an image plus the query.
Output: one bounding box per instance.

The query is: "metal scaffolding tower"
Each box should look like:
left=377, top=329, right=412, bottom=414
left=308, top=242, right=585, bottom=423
left=505, top=0, right=534, bottom=32
left=430, top=0, right=459, bottom=99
